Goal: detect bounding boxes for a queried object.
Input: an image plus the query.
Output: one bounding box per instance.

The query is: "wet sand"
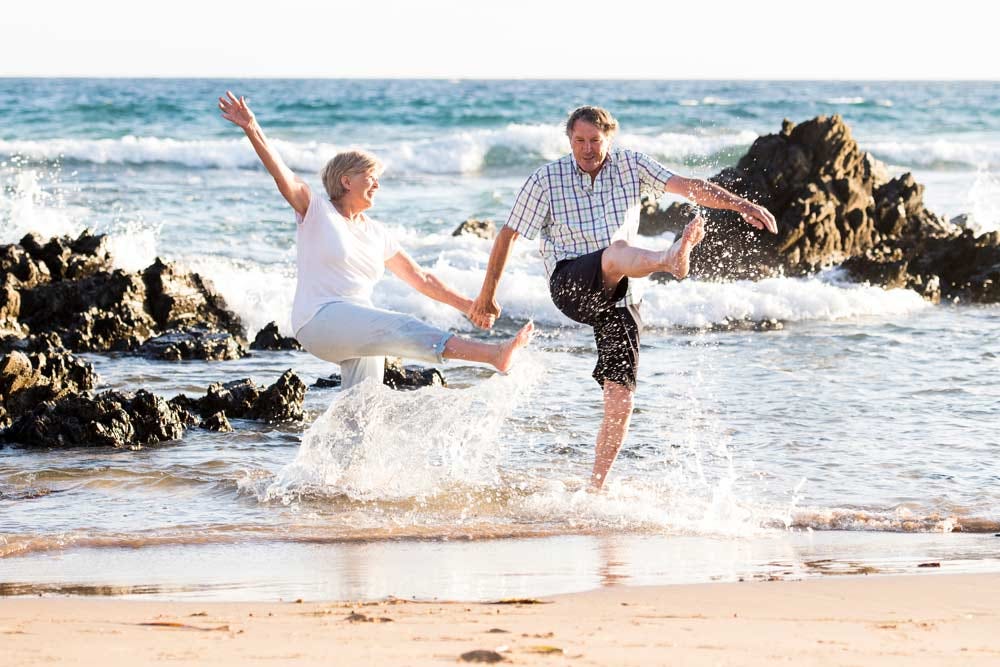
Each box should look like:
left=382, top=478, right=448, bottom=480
left=3, top=573, right=998, bottom=665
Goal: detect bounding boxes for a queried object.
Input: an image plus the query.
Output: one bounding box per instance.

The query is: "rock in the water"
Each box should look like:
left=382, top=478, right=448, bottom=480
left=19, top=230, right=114, bottom=282
left=634, top=114, right=1000, bottom=302
left=0, top=278, right=25, bottom=337
left=452, top=219, right=496, bottom=240
left=138, top=327, right=247, bottom=361
left=172, top=370, right=305, bottom=424
left=0, top=241, right=51, bottom=290
left=142, top=258, right=246, bottom=339
left=18, top=269, right=156, bottom=351
left=0, top=332, right=65, bottom=355
left=199, top=411, right=233, bottom=432
left=0, top=349, right=98, bottom=427
left=12, top=245, right=247, bottom=354
left=250, top=322, right=302, bottom=351
left=313, top=357, right=447, bottom=390
left=3, top=389, right=185, bottom=449
left=638, top=197, right=701, bottom=236
left=844, top=229, right=1000, bottom=303
left=383, top=357, right=447, bottom=390
left=254, top=370, right=307, bottom=422
left=312, top=374, right=342, bottom=388
left=679, top=115, right=897, bottom=279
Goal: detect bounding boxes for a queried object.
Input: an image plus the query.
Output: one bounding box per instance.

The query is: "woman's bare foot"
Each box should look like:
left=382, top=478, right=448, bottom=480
left=662, top=216, right=706, bottom=279
left=493, top=321, right=535, bottom=373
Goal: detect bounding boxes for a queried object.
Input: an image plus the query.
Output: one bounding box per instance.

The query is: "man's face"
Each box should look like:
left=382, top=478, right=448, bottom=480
left=569, top=120, right=611, bottom=175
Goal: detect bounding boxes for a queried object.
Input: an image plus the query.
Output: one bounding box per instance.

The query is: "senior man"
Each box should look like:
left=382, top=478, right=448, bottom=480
left=471, top=105, right=777, bottom=490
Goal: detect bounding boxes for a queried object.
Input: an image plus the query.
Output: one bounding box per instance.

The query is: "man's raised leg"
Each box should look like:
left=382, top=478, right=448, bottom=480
left=590, top=380, right=635, bottom=490
left=600, top=216, right=706, bottom=291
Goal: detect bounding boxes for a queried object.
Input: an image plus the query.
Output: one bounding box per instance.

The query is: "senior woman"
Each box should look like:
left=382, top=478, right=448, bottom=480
left=219, top=91, right=533, bottom=388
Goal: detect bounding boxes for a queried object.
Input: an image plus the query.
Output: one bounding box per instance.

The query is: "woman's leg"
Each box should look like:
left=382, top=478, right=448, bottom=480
left=442, top=323, right=534, bottom=373
left=339, top=356, right=385, bottom=390
left=297, top=302, right=534, bottom=373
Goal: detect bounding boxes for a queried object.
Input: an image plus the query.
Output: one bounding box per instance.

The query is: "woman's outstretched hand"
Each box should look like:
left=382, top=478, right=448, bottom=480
left=218, top=91, right=255, bottom=130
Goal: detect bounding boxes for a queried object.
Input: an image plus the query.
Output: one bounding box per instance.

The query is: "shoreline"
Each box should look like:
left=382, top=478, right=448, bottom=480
left=4, top=573, right=998, bottom=665
left=2, top=531, right=999, bottom=603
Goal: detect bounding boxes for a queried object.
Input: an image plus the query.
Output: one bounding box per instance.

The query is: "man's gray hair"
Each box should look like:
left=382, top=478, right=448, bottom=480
left=321, top=150, right=384, bottom=201
left=565, top=106, right=619, bottom=137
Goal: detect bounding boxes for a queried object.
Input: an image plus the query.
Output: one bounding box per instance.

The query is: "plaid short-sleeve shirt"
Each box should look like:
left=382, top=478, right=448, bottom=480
left=506, top=149, right=673, bottom=306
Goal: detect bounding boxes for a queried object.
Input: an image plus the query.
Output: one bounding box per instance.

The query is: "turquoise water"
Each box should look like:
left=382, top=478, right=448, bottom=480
left=1, top=80, right=998, bottom=597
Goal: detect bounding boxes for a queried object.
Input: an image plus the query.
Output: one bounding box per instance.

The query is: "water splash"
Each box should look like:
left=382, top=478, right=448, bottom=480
left=0, top=160, right=161, bottom=270
left=262, top=355, right=545, bottom=503
left=962, top=169, right=1000, bottom=235
left=0, top=164, right=80, bottom=242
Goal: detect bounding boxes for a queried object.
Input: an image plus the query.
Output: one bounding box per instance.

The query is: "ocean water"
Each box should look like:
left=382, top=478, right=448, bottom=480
left=1, top=79, right=998, bottom=598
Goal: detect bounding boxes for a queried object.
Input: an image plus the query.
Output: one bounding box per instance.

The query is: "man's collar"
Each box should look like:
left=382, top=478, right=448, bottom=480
left=571, top=148, right=617, bottom=177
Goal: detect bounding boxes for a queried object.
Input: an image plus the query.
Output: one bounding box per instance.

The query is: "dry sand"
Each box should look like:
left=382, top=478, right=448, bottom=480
left=2, top=573, right=998, bottom=666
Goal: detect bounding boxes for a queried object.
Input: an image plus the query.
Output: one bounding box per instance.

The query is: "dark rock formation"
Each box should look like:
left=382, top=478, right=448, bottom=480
left=4, top=389, right=185, bottom=449
left=312, top=375, right=342, bottom=388
left=3, top=369, right=304, bottom=447
left=0, top=349, right=98, bottom=428
left=844, top=229, right=1000, bottom=303
left=19, top=268, right=156, bottom=350
left=452, top=219, right=496, bottom=240
left=199, top=411, right=233, bottom=433
left=19, top=231, right=114, bottom=282
left=638, top=196, right=698, bottom=237
left=170, top=370, right=306, bottom=424
left=644, top=115, right=902, bottom=279
left=0, top=332, right=65, bottom=354
left=0, top=278, right=25, bottom=337
left=384, top=357, right=447, bottom=390
left=142, top=258, right=245, bottom=338
left=0, top=242, right=51, bottom=290
left=636, top=115, right=1000, bottom=302
left=138, top=327, right=247, bottom=361
left=250, top=322, right=302, bottom=351
left=0, top=230, right=305, bottom=445
left=313, top=357, right=446, bottom=390
left=5, top=231, right=247, bottom=353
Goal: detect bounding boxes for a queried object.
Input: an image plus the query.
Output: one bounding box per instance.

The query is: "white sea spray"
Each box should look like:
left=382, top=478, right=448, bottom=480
left=262, top=353, right=545, bottom=503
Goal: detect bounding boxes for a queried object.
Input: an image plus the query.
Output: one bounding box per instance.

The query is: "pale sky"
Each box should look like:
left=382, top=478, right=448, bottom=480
left=2, top=0, right=995, bottom=79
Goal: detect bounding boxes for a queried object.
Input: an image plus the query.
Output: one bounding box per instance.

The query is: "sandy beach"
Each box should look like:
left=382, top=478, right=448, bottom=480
left=3, top=573, right=998, bottom=665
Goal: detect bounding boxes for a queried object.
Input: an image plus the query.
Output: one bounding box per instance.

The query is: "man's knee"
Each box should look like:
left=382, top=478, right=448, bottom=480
left=602, top=240, right=631, bottom=269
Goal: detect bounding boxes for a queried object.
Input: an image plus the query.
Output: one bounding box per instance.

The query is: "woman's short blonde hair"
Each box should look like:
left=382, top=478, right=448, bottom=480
left=321, top=150, right=384, bottom=201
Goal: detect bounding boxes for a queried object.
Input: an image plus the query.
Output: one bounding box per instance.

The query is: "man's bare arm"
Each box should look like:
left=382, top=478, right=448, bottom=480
left=470, top=226, right=520, bottom=329
left=664, top=175, right=777, bottom=234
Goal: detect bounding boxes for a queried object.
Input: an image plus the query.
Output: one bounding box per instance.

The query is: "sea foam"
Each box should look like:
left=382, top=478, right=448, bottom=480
left=262, top=355, right=545, bottom=503
left=0, top=126, right=759, bottom=176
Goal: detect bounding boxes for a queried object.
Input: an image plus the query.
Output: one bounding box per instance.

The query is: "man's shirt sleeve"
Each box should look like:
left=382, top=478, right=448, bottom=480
left=634, top=151, right=674, bottom=198
left=505, top=171, right=548, bottom=240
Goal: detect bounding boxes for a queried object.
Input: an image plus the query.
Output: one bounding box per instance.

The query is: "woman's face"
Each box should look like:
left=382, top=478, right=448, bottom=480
left=342, top=169, right=380, bottom=210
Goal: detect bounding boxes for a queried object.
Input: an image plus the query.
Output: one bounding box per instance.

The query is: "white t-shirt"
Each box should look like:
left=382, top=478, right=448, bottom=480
left=291, top=192, right=401, bottom=334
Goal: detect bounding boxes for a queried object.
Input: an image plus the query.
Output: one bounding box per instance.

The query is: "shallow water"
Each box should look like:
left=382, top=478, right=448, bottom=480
left=1, top=80, right=999, bottom=595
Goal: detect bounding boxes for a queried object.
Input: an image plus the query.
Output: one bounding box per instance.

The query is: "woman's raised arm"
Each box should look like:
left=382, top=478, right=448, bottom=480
left=218, top=91, right=310, bottom=217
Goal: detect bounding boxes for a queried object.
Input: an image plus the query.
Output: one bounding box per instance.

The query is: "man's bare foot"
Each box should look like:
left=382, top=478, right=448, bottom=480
left=493, top=321, right=535, bottom=373
left=662, top=216, right=706, bottom=279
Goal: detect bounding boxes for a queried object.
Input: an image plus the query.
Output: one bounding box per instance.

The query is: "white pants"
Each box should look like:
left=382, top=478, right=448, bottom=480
left=296, top=301, right=453, bottom=389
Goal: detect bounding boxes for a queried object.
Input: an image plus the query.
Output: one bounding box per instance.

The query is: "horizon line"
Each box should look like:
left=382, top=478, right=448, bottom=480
left=2, top=75, right=999, bottom=83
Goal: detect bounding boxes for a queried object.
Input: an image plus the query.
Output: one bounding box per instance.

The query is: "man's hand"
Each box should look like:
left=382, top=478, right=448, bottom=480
left=469, top=293, right=501, bottom=329
left=739, top=202, right=778, bottom=234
